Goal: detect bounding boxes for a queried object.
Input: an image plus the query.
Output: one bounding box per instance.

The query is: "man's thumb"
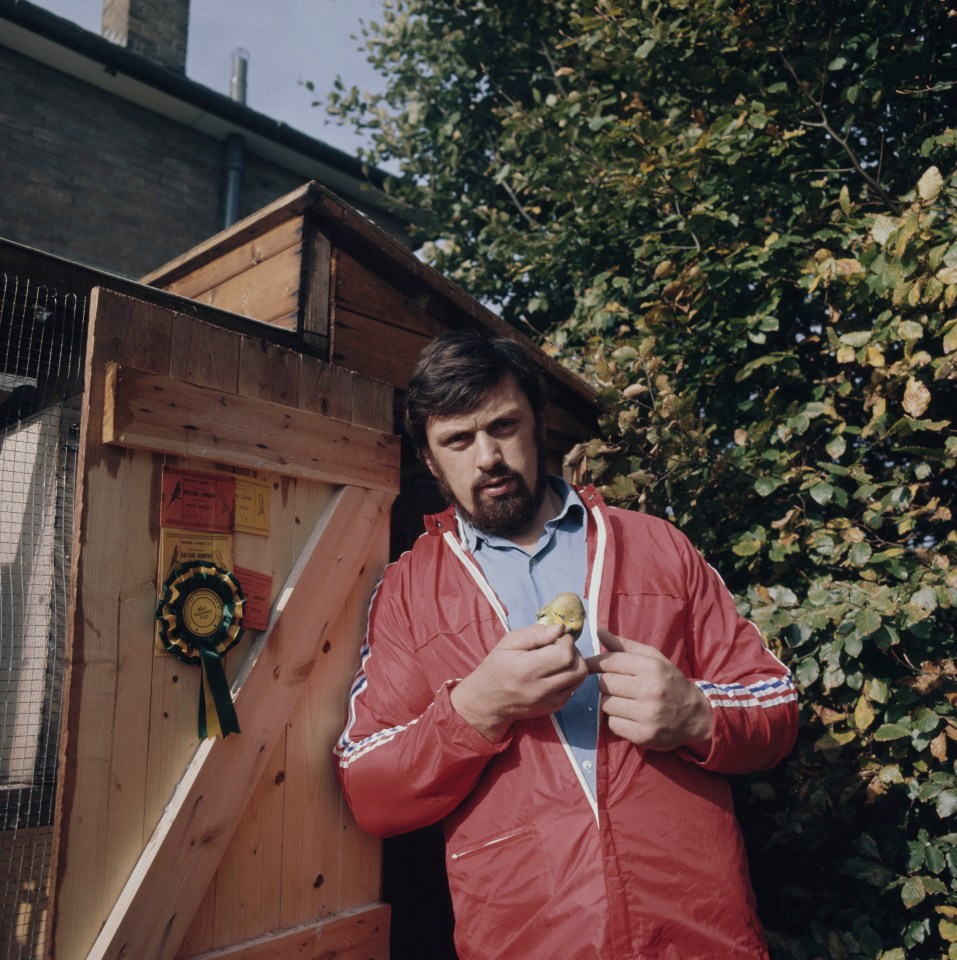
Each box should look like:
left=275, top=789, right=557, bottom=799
left=503, top=622, right=566, bottom=650
left=597, top=626, right=627, bottom=652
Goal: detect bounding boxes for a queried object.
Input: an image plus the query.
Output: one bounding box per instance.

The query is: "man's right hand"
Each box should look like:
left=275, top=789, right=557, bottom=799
left=449, top=623, right=588, bottom=742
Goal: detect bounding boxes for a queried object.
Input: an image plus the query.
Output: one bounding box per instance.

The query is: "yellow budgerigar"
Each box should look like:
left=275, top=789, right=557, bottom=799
left=536, top=591, right=586, bottom=641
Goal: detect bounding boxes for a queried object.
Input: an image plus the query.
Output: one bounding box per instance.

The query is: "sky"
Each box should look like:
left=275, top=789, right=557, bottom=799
left=30, top=0, right=387, bottom=156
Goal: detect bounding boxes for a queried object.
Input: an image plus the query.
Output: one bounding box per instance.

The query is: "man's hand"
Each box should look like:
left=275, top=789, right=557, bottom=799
left=587, top=627, right=713, bottom=754
left=450, top=623, right=588, bottom=742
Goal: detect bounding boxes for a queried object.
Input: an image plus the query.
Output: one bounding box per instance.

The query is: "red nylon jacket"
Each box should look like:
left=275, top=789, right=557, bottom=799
left=336, top=486, right=798, bottom=960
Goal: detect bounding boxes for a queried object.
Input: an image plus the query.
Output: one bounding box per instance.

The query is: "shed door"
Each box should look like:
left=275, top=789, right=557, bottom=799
left=50, top=288, right=398, bottom=960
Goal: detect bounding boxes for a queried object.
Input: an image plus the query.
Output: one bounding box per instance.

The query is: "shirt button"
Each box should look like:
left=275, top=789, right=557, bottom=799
left=582, top=760, right=593, bottom=771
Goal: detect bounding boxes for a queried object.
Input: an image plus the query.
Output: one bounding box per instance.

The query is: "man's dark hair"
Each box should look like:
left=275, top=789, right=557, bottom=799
left=404, top=329, right=546, bottom=453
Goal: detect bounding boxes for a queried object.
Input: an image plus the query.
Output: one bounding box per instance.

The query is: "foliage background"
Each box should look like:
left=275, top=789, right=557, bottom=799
left=328, top=1, right=957, bottom=956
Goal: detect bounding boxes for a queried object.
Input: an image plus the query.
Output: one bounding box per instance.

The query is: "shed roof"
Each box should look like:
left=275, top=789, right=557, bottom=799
left=143, top=180, right=598, bottom=443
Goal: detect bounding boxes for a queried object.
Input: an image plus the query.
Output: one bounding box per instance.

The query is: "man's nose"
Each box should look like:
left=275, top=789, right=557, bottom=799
left=474, top=432, right=503, bottom=472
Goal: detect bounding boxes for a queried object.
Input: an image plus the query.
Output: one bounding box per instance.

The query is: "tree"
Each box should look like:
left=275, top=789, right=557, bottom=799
left=329, top=2, right=957, bottom=955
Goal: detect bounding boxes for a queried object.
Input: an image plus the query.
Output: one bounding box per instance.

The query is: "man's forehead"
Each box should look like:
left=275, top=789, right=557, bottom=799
left=425, top=378, right=529, bottom=434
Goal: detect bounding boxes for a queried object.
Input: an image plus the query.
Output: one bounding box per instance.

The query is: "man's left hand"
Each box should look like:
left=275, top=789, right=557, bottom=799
left=587, top=627, right=713, bottom=754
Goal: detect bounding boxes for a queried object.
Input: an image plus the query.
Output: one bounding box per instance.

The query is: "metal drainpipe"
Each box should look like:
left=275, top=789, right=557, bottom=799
left=222, top=48, right=249, bottom=229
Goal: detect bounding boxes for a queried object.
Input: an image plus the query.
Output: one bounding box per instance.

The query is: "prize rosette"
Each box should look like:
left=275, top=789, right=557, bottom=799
left=156, top=561, right=245, bottom=739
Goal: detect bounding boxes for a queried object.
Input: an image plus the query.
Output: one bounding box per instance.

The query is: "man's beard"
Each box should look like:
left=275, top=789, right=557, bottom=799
left=432, top=453, right=547, bottom=538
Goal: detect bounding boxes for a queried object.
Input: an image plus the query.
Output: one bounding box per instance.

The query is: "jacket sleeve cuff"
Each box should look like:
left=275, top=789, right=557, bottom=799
left=435, top=680, right=513, bottom=755
left=677, top=678, right=799, bottom=773
left=675, top=680, right=719, bottom=765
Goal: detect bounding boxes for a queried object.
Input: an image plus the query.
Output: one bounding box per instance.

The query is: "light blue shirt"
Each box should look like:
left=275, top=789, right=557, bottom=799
left=458, top=477, right=599, bottom=797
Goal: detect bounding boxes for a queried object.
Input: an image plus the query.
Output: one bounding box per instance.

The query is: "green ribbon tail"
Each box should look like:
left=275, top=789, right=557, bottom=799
left=199, top=646, right=241, bottom=739
left=197, top=683, right=209, bottom=740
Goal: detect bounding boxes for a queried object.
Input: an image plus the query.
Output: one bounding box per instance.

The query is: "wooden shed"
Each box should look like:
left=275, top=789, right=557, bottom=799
left=0, top=182, right=596, bottom=960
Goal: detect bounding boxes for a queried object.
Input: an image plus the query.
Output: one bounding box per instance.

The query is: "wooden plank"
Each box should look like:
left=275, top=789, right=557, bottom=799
left=103, top=583, right=162, bottom=880
left=141, top=575, right=206, bottom=871
left=278, top=609, right=348, bottom=924
left=276, top=488, right=387, bottom=929
left=184, top=904, right=389, bottom=960
left=86, top=484, right=394, bottom=960
left=334, top=306, right=433, bottom=369
left=143, top=315, right=240, bottom=864
left=334, top=530, right=389, bottom=913
left=175, top=868, right=217, bottom=959
left=158, top=220, right=304, bottom=303
left=173, top=446, right=309, bottom=956
left=103, top=363, right=400, bottom=494
left=51, top=289, right=175, bottom=960
left=334, top=249, right=448, bottom=341
left=277, top=482, right=348, bottom=927
left=351, top=376, right=393, bottom=434
left=332, top=306, right=432, bottom=391
left=140, top=185, right=315, bottom=289
left=261, top=307, right=299, bottom=332
left=238, top=337, right=302, bottom=406
left=328, top=247, right=339, bottom=362
left=301, top=222, right=332, bottom=346
left=299, top=357, right=353, bottom=423
left=144, top=459, right=228, bottom=960
left=210, top=735, right=286, bottom=949
left=172, top=246, right=302, bottom=329
left=170, top=315, right=242, bottom=394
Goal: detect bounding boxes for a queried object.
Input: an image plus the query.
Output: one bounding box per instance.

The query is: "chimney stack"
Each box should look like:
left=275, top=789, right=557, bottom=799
left=102, top=0, right=190, bottom=73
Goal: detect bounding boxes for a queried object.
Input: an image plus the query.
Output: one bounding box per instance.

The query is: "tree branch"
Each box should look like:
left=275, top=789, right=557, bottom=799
left=743, top=5, right=901, bottom=213
left=777, top=47, right=899, bottom=211
left=539, top=41, right=567, bottom=97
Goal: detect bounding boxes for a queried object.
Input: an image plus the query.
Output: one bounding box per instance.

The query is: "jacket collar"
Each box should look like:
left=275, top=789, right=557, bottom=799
left=423, top=503, right=458, bottom=537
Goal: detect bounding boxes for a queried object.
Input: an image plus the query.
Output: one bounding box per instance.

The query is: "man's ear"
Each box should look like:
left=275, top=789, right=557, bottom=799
left=421, top=447, right=438, bottom=478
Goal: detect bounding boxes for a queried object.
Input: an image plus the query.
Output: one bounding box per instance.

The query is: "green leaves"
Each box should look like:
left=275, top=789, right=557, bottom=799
left=873, top=723, right=910, bottom=742
left=327, top=1, right=957, bottom=954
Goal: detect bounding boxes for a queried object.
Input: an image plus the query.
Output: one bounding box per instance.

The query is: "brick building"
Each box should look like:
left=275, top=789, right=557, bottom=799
left=0, top=0, right=409, bottom=278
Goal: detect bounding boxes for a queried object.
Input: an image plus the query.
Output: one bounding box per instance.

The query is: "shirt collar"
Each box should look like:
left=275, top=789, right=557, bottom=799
left=457, top=476, right=585, bottom=553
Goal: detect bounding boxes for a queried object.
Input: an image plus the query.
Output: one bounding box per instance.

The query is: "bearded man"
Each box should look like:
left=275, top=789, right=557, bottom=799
left=336, top=329, right=798, bottom=960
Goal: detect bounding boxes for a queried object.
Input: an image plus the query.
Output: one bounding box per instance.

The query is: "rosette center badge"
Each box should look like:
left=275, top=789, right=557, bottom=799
left=183, top=588, right=225, bottom=637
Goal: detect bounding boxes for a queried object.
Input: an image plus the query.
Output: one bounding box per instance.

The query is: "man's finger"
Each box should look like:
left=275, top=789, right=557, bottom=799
left=502, top=622, right=566, bottom=650
left=597, top=626, right=669, bottom=661
left=585, top=650, right=623, bottom=675
left=593, top=672, right=644, bottom=698
left=585, top=650, right=644, bottom=676
left=597, top=626, right=640, bottom=653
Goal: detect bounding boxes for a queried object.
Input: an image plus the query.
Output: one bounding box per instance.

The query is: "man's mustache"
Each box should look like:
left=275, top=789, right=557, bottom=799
left=472, top=463, right=520, bottom=496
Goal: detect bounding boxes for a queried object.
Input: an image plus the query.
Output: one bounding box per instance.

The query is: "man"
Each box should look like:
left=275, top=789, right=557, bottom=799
left=336, top=329, right=798, bottom=959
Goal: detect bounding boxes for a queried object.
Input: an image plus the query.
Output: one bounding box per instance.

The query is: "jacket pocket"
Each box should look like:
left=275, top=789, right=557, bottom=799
left=448, top=824, right=533, bottom=863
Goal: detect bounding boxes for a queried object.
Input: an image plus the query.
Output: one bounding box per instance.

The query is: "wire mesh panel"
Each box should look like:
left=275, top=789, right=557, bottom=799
left=0, top=272, right=86, bottom=959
